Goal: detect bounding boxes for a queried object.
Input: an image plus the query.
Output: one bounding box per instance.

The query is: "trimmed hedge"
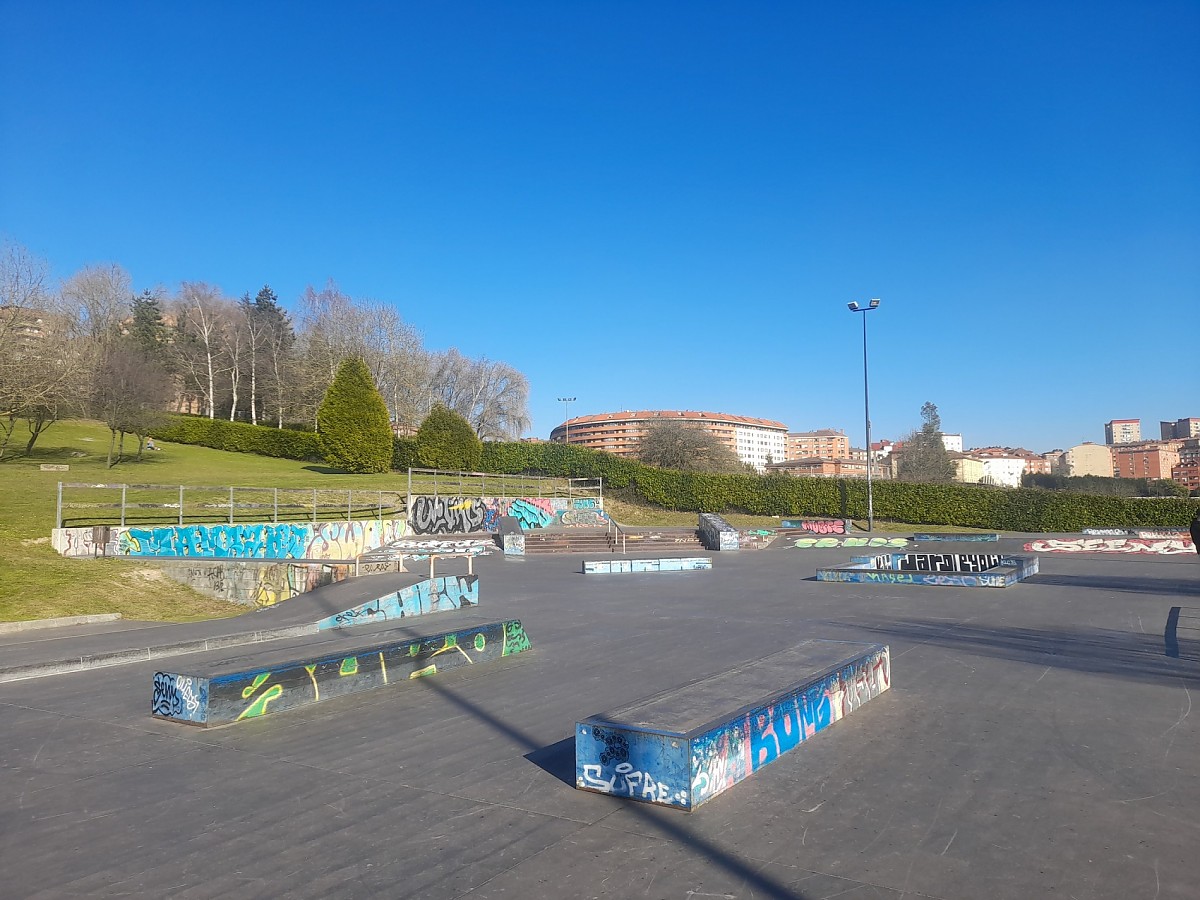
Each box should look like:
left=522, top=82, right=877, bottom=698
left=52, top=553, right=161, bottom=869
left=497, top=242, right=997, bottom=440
left=479, top=441, right=1199, bottom=532
left=152, top=415, right=321, bottom=460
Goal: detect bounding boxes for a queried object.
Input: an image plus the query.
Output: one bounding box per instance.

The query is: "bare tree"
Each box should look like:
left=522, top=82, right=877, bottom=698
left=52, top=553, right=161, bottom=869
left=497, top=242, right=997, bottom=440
left=423, top=349, right=530, bottom=440
left=636, top=420, right=743, bottom=473
left=170, top=282, right=234, bottom=419
left=60, top=264, right=130, bottom=344
left=92, top=344, right=172, bottom=466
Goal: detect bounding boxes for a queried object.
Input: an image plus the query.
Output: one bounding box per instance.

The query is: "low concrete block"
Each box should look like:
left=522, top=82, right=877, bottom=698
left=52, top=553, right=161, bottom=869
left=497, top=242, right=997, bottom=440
left=817, top=552, right=1039, bottom=586
left=698, top=513, right=739, bottom=551
left=583, top=558, right=712, bottom=574
left=152, top=619, right=533, bottom=727
left=576, top=641, right=890, bottom=810
left=912, top=533, right=1000, bottom=542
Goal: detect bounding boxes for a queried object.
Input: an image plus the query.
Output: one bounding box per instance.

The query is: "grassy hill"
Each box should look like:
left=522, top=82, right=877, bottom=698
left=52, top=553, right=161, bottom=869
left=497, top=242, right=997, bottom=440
left=0, top=419, right=414, bottom=623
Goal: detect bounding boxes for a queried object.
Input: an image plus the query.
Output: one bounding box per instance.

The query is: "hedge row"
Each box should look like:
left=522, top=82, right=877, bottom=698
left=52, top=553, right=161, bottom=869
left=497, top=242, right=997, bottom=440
left=150, top=417, right=1198, bottom=532
left=479, top=441, right=1198, bottom=532
left=152, top=415, right=322, bottom=461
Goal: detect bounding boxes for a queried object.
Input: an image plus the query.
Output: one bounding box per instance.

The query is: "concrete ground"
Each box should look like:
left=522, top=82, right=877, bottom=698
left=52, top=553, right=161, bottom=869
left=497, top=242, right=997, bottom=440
left=2, top=537, right=1199, bottom=899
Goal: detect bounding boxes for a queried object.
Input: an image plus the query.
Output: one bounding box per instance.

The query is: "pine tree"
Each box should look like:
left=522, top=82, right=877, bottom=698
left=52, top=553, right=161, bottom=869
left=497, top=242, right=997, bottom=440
left=897, top=402, right=956, bottom=482
left=316, top=357, right=393, bottom=473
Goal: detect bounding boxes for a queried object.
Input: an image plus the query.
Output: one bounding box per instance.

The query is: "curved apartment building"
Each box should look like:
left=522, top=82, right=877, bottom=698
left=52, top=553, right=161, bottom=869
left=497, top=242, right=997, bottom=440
left=549, top=409, right=788, bottom=472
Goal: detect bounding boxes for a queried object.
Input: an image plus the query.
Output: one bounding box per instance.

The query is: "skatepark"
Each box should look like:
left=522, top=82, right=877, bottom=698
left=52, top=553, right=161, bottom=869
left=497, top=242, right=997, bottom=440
left=2, top=528, right=1199, bottom=898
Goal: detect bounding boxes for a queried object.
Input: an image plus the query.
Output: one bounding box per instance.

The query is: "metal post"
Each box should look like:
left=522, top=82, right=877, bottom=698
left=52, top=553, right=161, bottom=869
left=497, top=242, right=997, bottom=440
left=179, top=485, right=184, bottom=525
left=274, top=488, right=278, bottom=523
left=347, top=490, right=353, bottom=523
left=848, top=299, right=881, bottom=534
left=56, top=482, right=63, bottom=529
left=121, top=485, right=127, bottom=527
left=229, top=486, right=235, bottom=524
left=862, top=312, right=874, bottom=533
left=378, top=490, right=383, bottom=521
left=313, top=489, right=318, bottom=523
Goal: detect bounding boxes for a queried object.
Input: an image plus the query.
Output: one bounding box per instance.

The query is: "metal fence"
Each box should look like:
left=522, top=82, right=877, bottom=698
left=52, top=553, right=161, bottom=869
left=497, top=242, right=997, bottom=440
left=55, top=483, right=407, bottom=529
left=404, top=468, right=601, bottom=511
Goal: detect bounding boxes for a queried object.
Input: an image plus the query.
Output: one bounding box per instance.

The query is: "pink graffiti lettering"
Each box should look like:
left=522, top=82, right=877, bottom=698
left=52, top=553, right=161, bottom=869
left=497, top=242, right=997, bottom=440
left=1024, top=538, right=1194, bottom=555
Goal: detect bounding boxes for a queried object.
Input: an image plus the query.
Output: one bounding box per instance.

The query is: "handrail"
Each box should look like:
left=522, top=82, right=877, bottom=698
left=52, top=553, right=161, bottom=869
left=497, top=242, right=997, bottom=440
left=606, top=518, right=627, bottom=554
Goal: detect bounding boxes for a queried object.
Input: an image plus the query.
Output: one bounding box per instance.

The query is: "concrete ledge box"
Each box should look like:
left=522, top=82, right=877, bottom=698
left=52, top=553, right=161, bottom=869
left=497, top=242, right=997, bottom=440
left=151, top=619, right=532, bottom=727
left=575, top=640, right=890, bottom=810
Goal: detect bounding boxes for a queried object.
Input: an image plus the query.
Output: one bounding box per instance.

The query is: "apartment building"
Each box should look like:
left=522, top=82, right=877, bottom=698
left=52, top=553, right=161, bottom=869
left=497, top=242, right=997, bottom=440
left=1056, top=442, right=1114, bottom=477
left=1161, top=418, right=1200, bottom=440
left=786, top=429, right=850, bottom=461
left=1111, top=441, right=1182, bottom=480
left=1105, top=419, right=1141, bottom=445
left=765, top=457, right=890, bottom=479
left=1173, top=438, right=1200, bottom=493
left=552, top=409, right=788, bottom=472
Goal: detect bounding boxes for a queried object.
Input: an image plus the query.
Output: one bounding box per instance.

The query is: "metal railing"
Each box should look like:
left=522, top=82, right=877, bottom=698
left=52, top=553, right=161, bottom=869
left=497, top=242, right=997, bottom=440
left=405, top=468, right=602, bottom=511
left=606, top=518, right=627, bottom=554
left=55, top=482, right=406, bottom=529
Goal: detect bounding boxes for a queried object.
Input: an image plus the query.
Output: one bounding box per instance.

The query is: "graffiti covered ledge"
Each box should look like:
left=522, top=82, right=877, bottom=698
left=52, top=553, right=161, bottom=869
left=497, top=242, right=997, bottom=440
left=575, top=640, right=890, bottom=811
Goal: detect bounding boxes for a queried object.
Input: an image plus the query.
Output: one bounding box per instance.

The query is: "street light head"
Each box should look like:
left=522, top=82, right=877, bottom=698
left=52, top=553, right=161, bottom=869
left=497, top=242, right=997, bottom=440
left=847, top=302, right=860, bottom=311
left=869, top=298, right=880, bottom=309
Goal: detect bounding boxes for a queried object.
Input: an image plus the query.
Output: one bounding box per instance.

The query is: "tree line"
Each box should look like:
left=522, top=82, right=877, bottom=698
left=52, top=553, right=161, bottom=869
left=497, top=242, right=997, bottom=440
left=0, top=241, right=530, bottom=465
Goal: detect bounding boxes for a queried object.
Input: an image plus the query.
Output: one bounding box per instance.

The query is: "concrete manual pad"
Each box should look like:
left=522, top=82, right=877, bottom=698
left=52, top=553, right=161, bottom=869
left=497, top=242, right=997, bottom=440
left=3, top=546, right=1200, bottom=897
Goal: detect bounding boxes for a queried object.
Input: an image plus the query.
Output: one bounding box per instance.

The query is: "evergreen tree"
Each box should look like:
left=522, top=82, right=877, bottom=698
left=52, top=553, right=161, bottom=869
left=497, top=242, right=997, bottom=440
left=316, top=357, right=393, bottom=473
left=415, top=404, right=483, bottom=471
left=897, top=402, right=956, bottom=483
left=128, top=290, right=169, bottom=362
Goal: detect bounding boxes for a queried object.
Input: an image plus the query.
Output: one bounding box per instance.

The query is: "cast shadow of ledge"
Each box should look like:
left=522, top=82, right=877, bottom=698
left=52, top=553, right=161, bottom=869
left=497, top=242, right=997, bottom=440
left=842, top=616, right=1200, bottom=686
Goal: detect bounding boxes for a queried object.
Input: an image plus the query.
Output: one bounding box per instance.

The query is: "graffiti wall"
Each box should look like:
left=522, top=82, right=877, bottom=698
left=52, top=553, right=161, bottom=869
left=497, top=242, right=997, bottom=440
left=583, top=557, right=712, bottom=574
left=159, top=560, right=349, bottom=607
left=152, top=619, right=532, bottom=727
left=781, top=518, right=852, bottom=535
left=575, top=644, right=890, bottom=810
left=407, top=496, right=607, bottom=535
left=1025, top=538, right=1194, bottom=555
left=315, top=575, right=479, bottom=630
left=53, top=518, right=405, bottom=561
left=698, top=513, right=739, bottom=551
left=817, top=553, right=1038, bottom=587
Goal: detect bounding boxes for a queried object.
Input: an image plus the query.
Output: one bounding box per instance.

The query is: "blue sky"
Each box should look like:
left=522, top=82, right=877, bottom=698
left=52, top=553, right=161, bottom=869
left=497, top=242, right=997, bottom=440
left=3, top=1, right=1197, bottom=452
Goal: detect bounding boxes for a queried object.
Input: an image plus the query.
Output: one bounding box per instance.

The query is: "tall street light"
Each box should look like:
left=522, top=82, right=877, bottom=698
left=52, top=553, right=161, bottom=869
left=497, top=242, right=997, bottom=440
left=847, top=299, right=881, bottom=532
left=557, top=397, right=576, bottom=445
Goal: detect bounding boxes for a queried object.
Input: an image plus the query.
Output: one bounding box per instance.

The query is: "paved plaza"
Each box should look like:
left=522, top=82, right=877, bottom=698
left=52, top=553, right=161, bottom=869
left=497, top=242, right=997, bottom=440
left=2, top=536, right=1199, bottom=898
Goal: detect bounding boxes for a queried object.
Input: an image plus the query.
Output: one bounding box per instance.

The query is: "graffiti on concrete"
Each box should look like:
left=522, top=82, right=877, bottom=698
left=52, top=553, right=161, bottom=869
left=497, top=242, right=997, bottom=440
left=699, top=513, right=739, bottom=551
left=792, top=537, right=909, bottom=549
left=897, top=553, right=1001, bottom=573
left=153, top=620, right=532, bottom=726
left=1025, top=538, right=1194, bottom=555
left=160, top=560, right=348, bottom=607
left=577, top=645, right=890, bottom=810
left=54, top=519, right=403, bottom=561
left=781, top=519, right=849, bottom=535
left=407, top=496, right=608, bottom=535
left=317, top=575, right=479, bottom=630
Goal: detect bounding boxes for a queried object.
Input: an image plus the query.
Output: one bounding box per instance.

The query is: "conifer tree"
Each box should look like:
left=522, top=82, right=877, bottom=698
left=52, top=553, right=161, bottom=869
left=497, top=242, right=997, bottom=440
left=316, top=357, right=393, bottom=473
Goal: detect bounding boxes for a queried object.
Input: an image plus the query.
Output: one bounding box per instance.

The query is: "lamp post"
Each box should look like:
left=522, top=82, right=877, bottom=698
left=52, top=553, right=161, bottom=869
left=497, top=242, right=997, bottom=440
left=847, top=299, right=881, bottom=532
left=557, top=397, right=576, bottom=445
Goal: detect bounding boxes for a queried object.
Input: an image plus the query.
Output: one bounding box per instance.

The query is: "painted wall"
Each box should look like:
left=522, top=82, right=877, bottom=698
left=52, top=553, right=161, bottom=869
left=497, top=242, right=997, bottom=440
left=315, top=575, right=479, bottom=629
left=780, top=518, right=852, bottom=535
left=152, top=619, right=532, bottom=726
left=407, top=496, right=608, bottom=535
left=1025, top=538, right=1195, bottom=554
left=698, top=513, right=739, bottom=551
left=158, top=560, right=349, bottom=607
left=53, top=518, right=405, bottom=560
left=575, top=645, right=890, bottom=810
